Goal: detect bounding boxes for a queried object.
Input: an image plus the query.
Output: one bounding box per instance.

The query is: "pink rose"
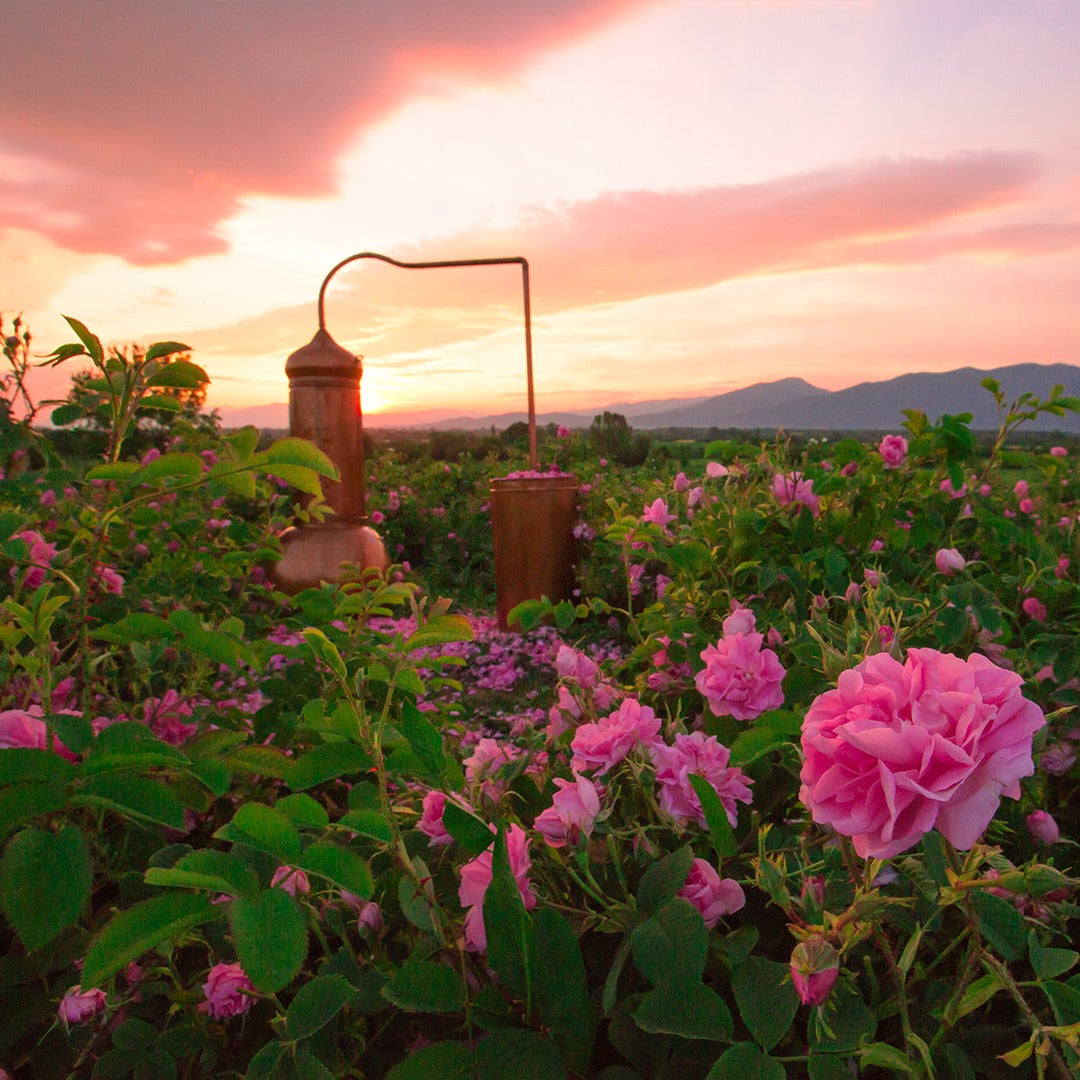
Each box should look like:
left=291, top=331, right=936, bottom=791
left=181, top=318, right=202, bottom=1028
left=934, top=548, right=966, bottom=575
left=97, top=565, right=124, bottom=596
left=642, top=497, right=676, bottom=531
left=771, top=473, right=820, bottom=517
left=1049, top=446, right=1067, bottom=457
left=650, top=731, right=753, bottom=828
left=57, top=985, right=106, bottom=1026
left=800, top=649, right=1046, bottom=858
left=418, top=791, right=454, bottom=846
left=458, top=825, right=536, bottom=952
left=706, top=461, right=729, bottom=478
left=200, top=962, right=254, bottom=1018
left=677, top=858, right=745, bottom=929
left=696, top=632, right=786, bottom=722
left=721, top=606, right=756, bottom=637
left=534, top=773, right=602, bottom=848
left=570, top=698, right=661, bottom=775
left=557, top=425, right=570, bottom=438
left=1026, top=810, right=1059, bottom=845
left=878, top=435, right=908, bottom=469
left=270, top=865, right=310, bottom=897
left=142, top=689, right=197, bottom=745
left=790, top=939, right=839, bottom=1006
left=552, top=645, right=600, bottom=689
left=0, top=707, right=78, bottom=760
left=356, top=900, right=383, bottom=932
left=1013, top=480, right=1029, bottom=499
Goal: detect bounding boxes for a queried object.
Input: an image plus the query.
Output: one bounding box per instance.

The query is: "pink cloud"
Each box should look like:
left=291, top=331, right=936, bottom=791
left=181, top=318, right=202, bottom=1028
left=2, top=0, right=652, bottom=263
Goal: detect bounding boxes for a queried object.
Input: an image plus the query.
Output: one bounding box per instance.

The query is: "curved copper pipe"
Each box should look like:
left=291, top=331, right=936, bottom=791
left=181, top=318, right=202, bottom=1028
left=317, top=252, right=537, bottom=469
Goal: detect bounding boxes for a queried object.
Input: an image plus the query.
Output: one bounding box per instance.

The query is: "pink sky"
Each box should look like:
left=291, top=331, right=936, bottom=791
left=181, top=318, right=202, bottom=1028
left=3, top=0, right=1079, bottom=418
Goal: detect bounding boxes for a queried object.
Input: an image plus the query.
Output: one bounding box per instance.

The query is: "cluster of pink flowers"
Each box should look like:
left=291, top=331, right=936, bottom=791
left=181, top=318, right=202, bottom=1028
left=771, top=473, right=820, bottom=517
left=458, top=825, right=536, bottom=951
left=9, top=530, right=57, bottom=590
left=799, top=648, right=1046, bottom=858
left=695, top=609, right=786, bottom=722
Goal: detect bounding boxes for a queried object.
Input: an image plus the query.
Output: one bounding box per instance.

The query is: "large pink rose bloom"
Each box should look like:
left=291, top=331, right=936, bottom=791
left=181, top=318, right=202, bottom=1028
left=696, top=632, right=786, bottom=721
left=458, top=824, right=536, bottom=952
left=651, top=731, right=753, bottom=828
left=570, top=697, right=661, bottom=774
left=800, top=648, right=1046, bottom=858
left=877, top=435, right=908, bottom=469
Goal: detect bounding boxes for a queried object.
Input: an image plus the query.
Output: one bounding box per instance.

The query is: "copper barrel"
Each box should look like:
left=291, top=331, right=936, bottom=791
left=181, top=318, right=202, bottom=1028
left=490, top=474, right=579, bottom=630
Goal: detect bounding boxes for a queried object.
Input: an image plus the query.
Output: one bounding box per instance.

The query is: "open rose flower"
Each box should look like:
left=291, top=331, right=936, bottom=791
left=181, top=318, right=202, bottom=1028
left=878, top=434, right=908, bottom=469
left=771, top=473, right=820, bottom=517
left=799, top=648, right=1045, bottom=858
left=534, top=773, right=602, bottom=848
left=696, top=632, right=785, bottom=722
left=570, top=697, right=661, bottom=774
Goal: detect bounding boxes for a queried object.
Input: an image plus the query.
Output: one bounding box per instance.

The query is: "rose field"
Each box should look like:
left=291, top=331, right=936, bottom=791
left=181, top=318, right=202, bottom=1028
left=0, top=317, right=1078, bottom=1080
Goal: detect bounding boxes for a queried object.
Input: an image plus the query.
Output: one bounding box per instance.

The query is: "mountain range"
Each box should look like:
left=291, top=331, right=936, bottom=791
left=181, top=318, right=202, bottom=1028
left=217, top=362, right=1080, bottom=434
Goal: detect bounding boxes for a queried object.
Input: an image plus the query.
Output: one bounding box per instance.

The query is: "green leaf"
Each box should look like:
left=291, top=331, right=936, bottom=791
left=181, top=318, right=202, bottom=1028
left=971, top=890, right=1025, bottom=961
left=381, top=960, right=466, bottom=1013
left=82, top=892, right=219, bottom=987
left=396, top=701, right=447, bottom=783
left=137, top=452, right=203, bottom=481
left=85, top=461, right=140, bottom=480
left=1041, top=979, right=1080, bottom=1026
left=0, top=747, right=76, bottom=785
left=384, top=1042, right=474, bottom=1080
left=949, top=971, right=1004, bottom=1022
left=474, top=1029, right=566, bottom=1080
left=441, top=799, right=495, bottom=857
left=226, top=745, right=295, bottom=780
left=731, top=955, right=798, bottom=1051
left=286, top=974, right=357, bottom=1039
left=337, top=809, right=392, bottom=844
left=636, top=982, right=733, bottom=1042
left=92, top=612, right=177, bottom=644
left=144, top=353, right=201, bottom=376
left=145, top=849, right=260, bottom=900
left=630, top=899, right=707, bottom=986
left=260, top=463, right=325, bottom=496
left=223, top=803, right=303, bottom=861
left=636, top=844, right=695, bottom=915
left=401, top=613, right=474, bottom=654
left=289, top=742, right=373, bottom=791
left=49, top=403, right=83, bottom=426
left=245, top=1041, right=287, bottom=1080
left=63, top=315, right=104, bottom=363
left=138, top=394, right=182, bottom=412
left=0, top=783, right=70, bottom=837
left=535, top=908, right=594, bottom=1073
left=72, top=772, right=186, bottom=829
left=484, top=827, right=537, bottom=1008
left=1029, top=931, right=1079, bottom=981
left=295, top=842, right=373, bottom=899
left=301, top=628, right=348, bottom=682
left=688, top=774, right=737, bottom=858
left=0, top=825, right=92, bottom=950
left=264, top=437, right=338, bottom=477
left=729, top=711, right=803, bottom=767
left=276, top=793, right=331, bottom=829
left=665, top=539, right=712, bottom=577
left=230, top=888, right=308, bottom=993
left=707, top=1042, right=785, bottom=1080
left=859, top=1042, right=917, bottom=1075
left=398, top=857, right=435, bottom=931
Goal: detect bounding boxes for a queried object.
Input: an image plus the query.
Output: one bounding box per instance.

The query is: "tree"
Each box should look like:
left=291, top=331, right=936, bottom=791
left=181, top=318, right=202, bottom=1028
left=587, top=411, right=651, bottom=466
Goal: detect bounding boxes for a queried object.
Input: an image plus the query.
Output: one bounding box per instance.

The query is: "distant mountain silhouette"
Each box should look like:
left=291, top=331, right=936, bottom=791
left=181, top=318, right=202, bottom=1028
left=217, top=363, right=1080, bottom=433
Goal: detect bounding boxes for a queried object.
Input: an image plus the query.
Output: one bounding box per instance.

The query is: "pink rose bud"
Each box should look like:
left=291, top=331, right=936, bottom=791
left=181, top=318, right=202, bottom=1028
left=934, top=548, right=966, bottom=575
left=1026, top=810, right=1060, bottom=844
left=800, top=874, right=826, bottom=912
left=863, top=568, right=880, bottom=587
left=790, top=938, right=840, bottom=1006
left=270, top=865, right=310, bottom=896
left=199, top=962, right=255, bottom=1019
left=1021, top=597, right=1047, bottom=622
left=57, top=985, right=107, bottom=1026
left=356, top=900, right=384, bottom=932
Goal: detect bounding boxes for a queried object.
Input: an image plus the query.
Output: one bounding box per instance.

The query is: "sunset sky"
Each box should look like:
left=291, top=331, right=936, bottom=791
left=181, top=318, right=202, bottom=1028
left=4, top=0, right=1080, bottom=421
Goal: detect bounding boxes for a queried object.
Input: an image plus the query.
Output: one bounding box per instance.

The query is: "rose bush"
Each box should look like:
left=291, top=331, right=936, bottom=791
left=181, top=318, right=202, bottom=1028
left=0, top=319, right=1076, bottom=1079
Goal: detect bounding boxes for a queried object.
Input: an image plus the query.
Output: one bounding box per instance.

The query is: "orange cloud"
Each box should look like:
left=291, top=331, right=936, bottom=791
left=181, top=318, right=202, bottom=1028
left=2, top=0, right=652, bottom=263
